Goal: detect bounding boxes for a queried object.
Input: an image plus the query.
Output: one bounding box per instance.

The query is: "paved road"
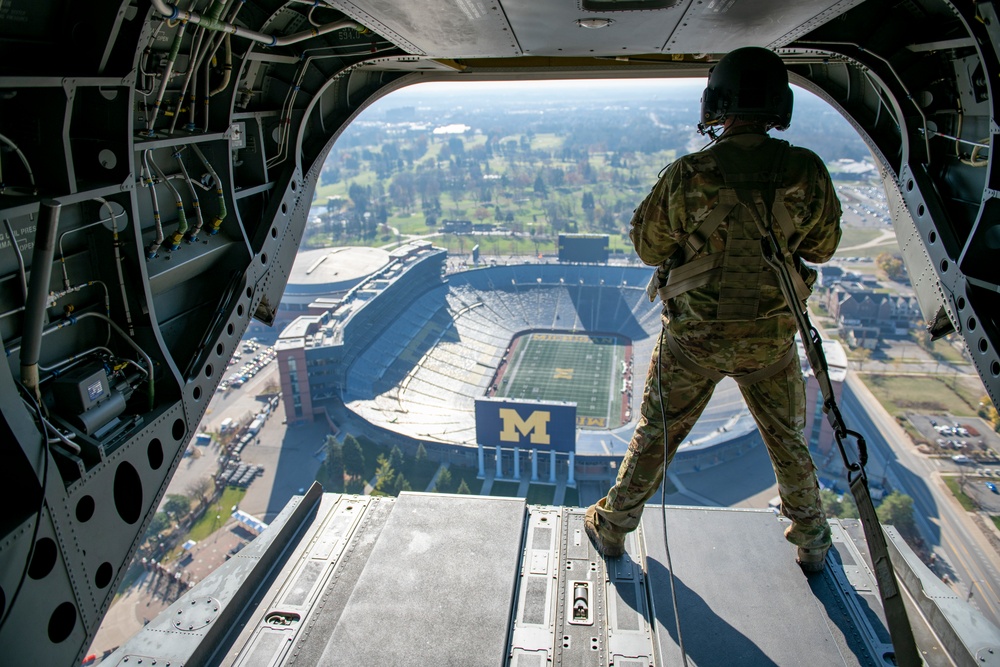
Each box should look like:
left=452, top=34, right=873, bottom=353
left=844, top=374, right=1000, bottom=628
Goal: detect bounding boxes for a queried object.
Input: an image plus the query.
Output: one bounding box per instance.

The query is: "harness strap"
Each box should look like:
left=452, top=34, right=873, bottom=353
left=663, top=329, right=796, bottom=387
left=681, top=190, right=740, bottom=262
left=658, top=254, right=779, bottom=302
left=732, top=186, right=813, bottom=309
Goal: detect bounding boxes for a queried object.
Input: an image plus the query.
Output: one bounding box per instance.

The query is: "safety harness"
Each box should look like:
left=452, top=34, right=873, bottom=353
left=654, top=137, right=921, bottom=665
left=656, top=139, right=808, bottom=387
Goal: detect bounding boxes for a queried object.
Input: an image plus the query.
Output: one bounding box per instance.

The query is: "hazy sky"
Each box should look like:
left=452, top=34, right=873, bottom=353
left=371, top=78, right=830, bottom=110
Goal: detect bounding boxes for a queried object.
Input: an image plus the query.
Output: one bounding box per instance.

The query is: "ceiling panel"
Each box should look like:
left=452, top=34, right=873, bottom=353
left=500, top=0, right=690, bottom=57
left=328, top=0, right=522, bottom=57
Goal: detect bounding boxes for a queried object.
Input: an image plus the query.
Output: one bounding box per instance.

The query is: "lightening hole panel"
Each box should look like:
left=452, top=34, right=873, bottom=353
left=47, top=602, right=77, bottom=643
left=76, top=495, right=95, bottom=522
left=113, top=462, right=143, bottom=525
left=28, top=537, right=58, bottom=579
left=147, top=439, right=163, bottom=470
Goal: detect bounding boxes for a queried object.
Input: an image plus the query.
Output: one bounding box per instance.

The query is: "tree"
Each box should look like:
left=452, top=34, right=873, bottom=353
left=187, top=478, right=213, bottom=505
left=391, top=472, right=412, bottom=496
left=820, top=489, right=858, bottom=519
left=533, top=174, right=547, bottom=196
left=415, top=443, right=428, bottom=464
left=163, top=495, right=190, bottom=520
left=321, top=436, right=345, bottom=493
left=146, top=512, right=170, bottom=537
left=978, top=396, right=1000, bottom=433
left=434, top=467, right=453, bottom=493
left=373, top=454, right=396, bottom=494
left=343, top=435, right=365, bottom=480
left=456, top=479, right=471, bottom=495
left=388, top=445, right=404, bottom=472
left=876, top=491, right=916, bottom=538
left=876, top=252, right=906, bottom=281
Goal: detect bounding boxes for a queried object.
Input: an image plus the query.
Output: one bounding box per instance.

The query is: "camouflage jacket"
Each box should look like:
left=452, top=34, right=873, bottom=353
left=630, top=127, right=842, bottom=372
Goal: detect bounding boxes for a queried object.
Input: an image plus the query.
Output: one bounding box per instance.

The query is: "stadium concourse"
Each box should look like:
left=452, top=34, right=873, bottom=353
left=277, top=243, right=763, bottom=475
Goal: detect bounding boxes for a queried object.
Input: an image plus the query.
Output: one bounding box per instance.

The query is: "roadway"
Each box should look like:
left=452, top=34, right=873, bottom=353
left=843, top=373, right=1000, bottom=628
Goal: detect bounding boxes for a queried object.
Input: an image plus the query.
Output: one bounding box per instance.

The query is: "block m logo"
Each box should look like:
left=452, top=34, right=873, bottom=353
left=498, top=409, right=551, bottom=445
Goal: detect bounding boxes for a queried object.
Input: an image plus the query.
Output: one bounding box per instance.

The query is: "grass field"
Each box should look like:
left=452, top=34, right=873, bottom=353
left=187, top=487, right=247, bottom=542
left=943, top=476, right=977, bottom=511
left=864, top=373, right=981, bottom=416
left=497, top=332, right=625, bottom=428
left=490, top=481, right=522, bottom=497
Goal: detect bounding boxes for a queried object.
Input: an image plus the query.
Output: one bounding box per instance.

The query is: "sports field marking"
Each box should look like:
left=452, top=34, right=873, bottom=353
left=496, top=332, right=625, bottom=429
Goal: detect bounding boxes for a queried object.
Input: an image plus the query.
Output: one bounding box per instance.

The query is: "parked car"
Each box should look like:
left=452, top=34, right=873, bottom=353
left=986, top=482, right=998, bottom=494
left=951, top=455, right=971, bottom=464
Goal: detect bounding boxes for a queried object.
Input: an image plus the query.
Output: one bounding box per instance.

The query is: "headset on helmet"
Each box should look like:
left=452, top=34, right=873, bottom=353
left=699, top=47, right=793, bottom=134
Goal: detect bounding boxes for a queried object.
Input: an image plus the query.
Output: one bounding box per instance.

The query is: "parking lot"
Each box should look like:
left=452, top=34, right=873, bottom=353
left=907, top=413, right=1000, bottom=467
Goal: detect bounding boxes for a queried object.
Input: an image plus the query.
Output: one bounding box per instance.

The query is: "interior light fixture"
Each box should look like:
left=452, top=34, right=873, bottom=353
left=576, top=18, right=614, bottom=28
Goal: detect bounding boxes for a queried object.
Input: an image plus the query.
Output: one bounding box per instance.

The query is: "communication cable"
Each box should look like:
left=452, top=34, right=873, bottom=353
left=656, top=326, right=688, bottom=667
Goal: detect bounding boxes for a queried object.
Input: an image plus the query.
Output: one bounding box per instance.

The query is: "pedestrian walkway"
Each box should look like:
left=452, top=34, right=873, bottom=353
left=425, top=463, right=451, bottom=492
left=479, top=469, right=496, bottom=495
left=553, top=480, right=566, bottom=505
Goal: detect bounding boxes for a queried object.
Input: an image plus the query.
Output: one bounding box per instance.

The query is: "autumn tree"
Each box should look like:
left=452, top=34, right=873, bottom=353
left=876, top=252, right=906, bottom=281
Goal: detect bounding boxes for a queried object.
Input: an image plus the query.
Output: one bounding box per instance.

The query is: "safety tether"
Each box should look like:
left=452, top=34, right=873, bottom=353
left=734, top=173, right=922, bottom=667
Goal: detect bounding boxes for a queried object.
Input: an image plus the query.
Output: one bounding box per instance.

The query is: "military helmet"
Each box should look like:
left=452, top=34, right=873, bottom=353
left=700, top=47, right=793, bottom=131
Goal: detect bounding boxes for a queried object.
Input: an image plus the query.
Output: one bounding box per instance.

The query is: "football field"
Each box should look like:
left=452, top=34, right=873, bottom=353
left=495, top=332, right=625, bottom=429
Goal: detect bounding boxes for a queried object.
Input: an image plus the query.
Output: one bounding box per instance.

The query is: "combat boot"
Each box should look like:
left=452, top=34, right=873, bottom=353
left=584, top=503, right=625, bottom=558
left=797, top=544, right=830, bottom=573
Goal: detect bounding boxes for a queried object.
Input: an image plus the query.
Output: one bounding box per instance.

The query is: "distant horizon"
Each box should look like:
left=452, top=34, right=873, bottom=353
left=372, top=78, right=829, bottom=112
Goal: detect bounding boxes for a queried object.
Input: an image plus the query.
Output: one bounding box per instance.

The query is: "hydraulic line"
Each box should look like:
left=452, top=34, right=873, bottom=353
left=202, top=51, right=211, bottom=131
left=146, top=151, right=188, bottom=250
left=149, top=0, right=358, bottom=47
left=0, top=132, right=37, bottom=195
left=174, top=151, right=205, bottom=240
left=191, top=144, right=226, bottom=234
left=94, top=197, right=135, bottom=336
left=166, top=1, right=220, bottom=135
left=209, top=34, right=233, bottom=97
left=21, top=200, right=61, bottom=402
left=146, top=12, right=189, bottom=134
left=141, top=152, right=165, bottom=258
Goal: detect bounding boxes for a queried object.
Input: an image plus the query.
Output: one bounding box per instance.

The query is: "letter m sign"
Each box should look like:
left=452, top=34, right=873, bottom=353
left=498, top=408, right=551, bottom=445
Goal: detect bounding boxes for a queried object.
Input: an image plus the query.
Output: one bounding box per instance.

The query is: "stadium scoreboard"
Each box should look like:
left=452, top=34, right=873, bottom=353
left=558, top=233, right=609, bottom=263
left=475, top=398, right=576, bottom=452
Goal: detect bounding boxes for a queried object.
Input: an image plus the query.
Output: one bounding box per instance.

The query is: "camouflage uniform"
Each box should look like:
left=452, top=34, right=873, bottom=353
left=592, top=126, right=842, bottom=552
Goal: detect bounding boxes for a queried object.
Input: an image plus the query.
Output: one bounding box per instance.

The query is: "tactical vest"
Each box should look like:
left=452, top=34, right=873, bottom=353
left=657, top=137, right=812, bottom=320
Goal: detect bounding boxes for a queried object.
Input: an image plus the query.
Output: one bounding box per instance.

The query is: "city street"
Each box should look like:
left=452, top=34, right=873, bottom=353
left=844, top=373, right=1000, bottom=627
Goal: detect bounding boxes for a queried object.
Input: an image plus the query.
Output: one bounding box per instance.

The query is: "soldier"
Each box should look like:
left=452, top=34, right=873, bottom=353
left=584, top=47, right=842, bottom=572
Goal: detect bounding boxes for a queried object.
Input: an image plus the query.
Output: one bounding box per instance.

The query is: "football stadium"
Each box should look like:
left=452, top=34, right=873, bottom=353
left=276, top=239, right=763, bottom=477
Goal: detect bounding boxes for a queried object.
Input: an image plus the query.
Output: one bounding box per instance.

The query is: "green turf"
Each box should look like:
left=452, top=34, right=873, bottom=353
left=490, top=481, right=522, bottom=497
left=497, top=332, right=625, bottom=429
left=562, top=487, right=580, bottom=507
left=526, top=484, right=556, bottom=505
left=187, top=487, right=247, bottom=542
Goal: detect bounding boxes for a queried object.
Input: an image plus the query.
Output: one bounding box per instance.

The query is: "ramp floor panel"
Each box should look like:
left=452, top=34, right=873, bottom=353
left=641, top=506, right=872, bottom=666
left=316, top=493, right=526, bottom=666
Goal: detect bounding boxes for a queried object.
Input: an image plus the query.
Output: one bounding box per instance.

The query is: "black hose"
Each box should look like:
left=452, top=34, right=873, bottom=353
left=20, top=200, right=61, bottom=400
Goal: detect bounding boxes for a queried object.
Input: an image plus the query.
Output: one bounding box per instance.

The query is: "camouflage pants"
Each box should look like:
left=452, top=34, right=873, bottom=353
left=593, top=327, right=830, bottom=550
